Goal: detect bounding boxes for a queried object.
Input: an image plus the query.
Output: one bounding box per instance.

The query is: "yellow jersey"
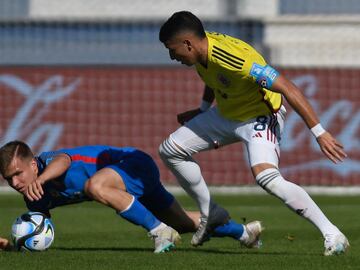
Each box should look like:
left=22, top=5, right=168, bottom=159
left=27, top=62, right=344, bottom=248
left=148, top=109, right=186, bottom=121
left=195, top=31, right=282, bottom=121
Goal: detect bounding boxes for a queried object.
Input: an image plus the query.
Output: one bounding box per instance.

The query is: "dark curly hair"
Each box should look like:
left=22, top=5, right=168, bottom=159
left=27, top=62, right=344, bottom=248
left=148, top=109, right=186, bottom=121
left=159, top=11, right=206, bottom=43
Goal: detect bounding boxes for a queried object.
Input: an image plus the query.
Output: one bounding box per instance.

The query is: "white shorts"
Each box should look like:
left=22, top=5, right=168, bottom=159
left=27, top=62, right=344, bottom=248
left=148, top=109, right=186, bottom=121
left=169, top=106, right=286, bottom=168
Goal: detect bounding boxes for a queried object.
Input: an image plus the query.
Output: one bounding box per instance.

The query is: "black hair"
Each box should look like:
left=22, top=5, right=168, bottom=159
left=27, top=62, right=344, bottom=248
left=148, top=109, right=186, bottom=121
left=159, top=11, right=206, bottom=43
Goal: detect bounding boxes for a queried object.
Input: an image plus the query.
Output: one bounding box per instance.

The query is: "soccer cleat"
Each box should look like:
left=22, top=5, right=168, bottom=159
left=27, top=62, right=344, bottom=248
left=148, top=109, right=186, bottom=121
left=323, top=233, right=349, bottom=256
left=240, top=220, right=264, bottom=249
left=191, top=203, right=230, bottom=247
left=150, top=226, right=181, bottom=254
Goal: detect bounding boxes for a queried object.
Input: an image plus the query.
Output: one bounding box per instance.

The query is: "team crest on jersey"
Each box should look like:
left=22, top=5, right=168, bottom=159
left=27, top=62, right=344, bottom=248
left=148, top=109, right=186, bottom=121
left=217, top=73, right=231, bottom=87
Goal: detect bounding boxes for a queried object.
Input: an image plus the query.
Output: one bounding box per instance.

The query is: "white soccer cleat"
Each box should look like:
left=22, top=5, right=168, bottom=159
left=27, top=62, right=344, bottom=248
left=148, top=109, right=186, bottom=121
left=150, top=226, right=181, bottom=254
left=191, top=203, right=230, bottom=247
left=191, top=217, right=210, bottom=246
left=323, top=233, right=349, bottom=256
left=240, top=220, right=264, bottom=249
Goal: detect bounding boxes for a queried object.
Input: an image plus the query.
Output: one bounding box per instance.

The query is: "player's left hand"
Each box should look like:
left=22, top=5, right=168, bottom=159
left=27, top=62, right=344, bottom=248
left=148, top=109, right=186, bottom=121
left=24, top=178, right=44, bottom=202
left=177, top=108, right=202, bottom=125
left=316, top=132, right=347, bottom=163
left=0, top=237, right=11, bottom=251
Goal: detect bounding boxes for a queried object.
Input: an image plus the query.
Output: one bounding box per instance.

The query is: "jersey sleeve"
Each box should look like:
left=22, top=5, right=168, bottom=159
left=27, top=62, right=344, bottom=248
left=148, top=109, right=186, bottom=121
left=55, top=148, right=80, bottom=161
left=241, top=51, right=267, bottom=81
left=241, top=53, right=279, bottom=89
left=38, top=150, right=66, bottom=166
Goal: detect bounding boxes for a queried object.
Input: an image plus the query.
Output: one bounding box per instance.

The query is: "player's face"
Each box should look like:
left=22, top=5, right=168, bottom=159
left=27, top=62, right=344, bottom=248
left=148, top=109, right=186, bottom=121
left=164, top=35, right=198, bottom=66
left=3, top=156, right=38, bottom=194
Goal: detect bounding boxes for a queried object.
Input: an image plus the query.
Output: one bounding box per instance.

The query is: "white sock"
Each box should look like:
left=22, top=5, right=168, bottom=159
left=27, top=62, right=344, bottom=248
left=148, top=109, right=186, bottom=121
left=160, top=139, right=211, bottom=217
left=239, top=225, right=249, bottom=241
left=168, top=157, right=211, bottom=217
left=256, top=168, right=339, bottom=237
left=150, top=222, right=167, bottom=235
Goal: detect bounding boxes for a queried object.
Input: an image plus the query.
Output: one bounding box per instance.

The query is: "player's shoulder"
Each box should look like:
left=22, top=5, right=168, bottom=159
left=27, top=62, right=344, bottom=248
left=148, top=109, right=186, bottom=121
left=57, top=145, right=110, bottom=156
left=206, top=31, right=240, bottom=43
left=206, top=31, right=254, bottom=54
left=38, top=150, right=63, bottom=165
left=206, top=31, right=265, bottom=71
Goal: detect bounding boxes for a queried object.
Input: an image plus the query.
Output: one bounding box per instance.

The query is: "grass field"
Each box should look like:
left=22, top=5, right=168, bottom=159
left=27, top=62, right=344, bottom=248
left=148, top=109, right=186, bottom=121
left=0, top=193, right=359, bottom=270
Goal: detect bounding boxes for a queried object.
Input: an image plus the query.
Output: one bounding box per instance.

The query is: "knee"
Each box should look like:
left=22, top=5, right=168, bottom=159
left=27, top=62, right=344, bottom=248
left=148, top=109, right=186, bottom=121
left=158, top=140, right=168, bottom=160
left=84, top=178, right=106, bottom=201
left=255, top=168, right=282, bottom=192
left=159, top=137, right=187, bottom=162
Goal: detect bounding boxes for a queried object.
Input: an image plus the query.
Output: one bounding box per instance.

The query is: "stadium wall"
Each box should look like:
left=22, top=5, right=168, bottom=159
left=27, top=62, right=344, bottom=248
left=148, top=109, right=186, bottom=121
left=1, top=18, right=359, bottom=67
left=0, top=66, right=358, bottom=187
left=0, top=20, right=265, bottom=65
left=265, top=16, right=360, bottom=67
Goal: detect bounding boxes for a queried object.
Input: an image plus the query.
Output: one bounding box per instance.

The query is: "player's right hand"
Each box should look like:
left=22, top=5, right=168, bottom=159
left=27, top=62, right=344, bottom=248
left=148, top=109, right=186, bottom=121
left=177, top=108, right=202, bottom=125
left=24, top=179, right=44, bottom=202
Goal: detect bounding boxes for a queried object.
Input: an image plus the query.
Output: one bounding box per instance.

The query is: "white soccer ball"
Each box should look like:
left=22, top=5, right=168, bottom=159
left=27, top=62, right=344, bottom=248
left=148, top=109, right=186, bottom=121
left=11, top=212, right=55, bottom=251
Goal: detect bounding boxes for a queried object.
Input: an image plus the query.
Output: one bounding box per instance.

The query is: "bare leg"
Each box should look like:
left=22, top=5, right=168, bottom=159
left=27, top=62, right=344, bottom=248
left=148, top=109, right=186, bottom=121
left=152, top=199, right=199, bottom=233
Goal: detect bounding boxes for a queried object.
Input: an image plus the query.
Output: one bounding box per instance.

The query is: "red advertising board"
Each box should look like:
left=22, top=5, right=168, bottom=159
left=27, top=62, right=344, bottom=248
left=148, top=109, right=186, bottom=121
left=0, top=67, right=359, bottom=185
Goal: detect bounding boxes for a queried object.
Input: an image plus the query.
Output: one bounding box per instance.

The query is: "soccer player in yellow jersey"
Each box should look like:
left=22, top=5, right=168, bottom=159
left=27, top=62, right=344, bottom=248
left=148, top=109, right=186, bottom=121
left=158, top=11, right=349, bottom=256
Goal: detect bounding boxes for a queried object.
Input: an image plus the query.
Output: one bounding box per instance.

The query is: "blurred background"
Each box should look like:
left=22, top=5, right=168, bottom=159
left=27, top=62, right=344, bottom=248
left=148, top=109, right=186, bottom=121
left=0, top=0, right=359, bottom=190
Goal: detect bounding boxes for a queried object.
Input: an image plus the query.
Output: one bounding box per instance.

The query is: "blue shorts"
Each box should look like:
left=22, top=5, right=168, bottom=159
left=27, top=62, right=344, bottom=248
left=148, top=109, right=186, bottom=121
left=107, top=151, right=174, bottom=212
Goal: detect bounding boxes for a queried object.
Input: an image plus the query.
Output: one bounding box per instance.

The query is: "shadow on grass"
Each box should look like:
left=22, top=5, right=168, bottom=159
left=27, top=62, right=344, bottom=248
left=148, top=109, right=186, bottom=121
left=53, top=247, right=153, bottom=252
left=52, top=246, right=319, bottom=256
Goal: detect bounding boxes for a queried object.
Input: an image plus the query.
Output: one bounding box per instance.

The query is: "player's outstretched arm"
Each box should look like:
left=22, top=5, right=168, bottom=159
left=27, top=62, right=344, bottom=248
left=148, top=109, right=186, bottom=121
left=177, top=85, right=214, bottom=125
left=271, top=74, right=347, bottom=163
left=25, top=153, right=71, bottom=202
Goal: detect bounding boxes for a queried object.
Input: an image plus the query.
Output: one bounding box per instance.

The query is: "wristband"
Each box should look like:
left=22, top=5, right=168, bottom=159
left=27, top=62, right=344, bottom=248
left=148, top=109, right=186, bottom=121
left=310, top=123, right=326, bottom=138
left=199, top=100, right=212, bottom=112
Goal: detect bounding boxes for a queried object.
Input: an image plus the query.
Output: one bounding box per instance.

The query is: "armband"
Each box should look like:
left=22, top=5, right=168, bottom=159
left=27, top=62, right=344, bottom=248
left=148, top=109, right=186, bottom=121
left=199, top=100, right=212, bottom=112
left=250, top=63, right=279, bottom=89
left=310, top=123, right=326, bottom=138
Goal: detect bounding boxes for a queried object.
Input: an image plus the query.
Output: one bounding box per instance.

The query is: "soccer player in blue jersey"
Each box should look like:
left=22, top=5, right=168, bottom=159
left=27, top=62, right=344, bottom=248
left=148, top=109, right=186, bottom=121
left=0, top=140, right=262, bottom=252
left=158, top=11, right=348, bottom=256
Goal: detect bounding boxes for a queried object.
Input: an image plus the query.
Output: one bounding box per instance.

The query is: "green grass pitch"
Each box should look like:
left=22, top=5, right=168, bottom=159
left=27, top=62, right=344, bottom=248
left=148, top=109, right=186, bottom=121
left=0, top=193, right=359, bottom=270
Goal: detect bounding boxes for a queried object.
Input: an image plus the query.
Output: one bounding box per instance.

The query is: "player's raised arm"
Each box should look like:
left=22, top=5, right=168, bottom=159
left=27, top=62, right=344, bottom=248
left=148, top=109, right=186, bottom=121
left=26, top=153, right=71, bottom=202
left=177, top=85, right=214, bottom=125
left=270, top=73, right=347, bottom=163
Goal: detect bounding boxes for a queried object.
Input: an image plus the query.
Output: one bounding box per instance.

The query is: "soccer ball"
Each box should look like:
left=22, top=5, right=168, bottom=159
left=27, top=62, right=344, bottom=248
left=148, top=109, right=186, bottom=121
left=11, top=212, right=55, bottom=251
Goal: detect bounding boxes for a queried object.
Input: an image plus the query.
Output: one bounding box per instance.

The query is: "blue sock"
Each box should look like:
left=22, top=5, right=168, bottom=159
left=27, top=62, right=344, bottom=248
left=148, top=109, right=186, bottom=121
left=213, top=220, right=244, bottom=239
left=118, top=197, right=161, bottom=231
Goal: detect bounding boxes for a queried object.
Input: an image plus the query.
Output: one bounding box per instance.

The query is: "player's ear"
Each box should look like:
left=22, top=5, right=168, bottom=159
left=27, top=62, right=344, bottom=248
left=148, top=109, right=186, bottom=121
left=184, top=40, right=192, bottom=51
left=30, top=158, right=38, bottom=174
